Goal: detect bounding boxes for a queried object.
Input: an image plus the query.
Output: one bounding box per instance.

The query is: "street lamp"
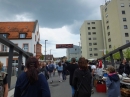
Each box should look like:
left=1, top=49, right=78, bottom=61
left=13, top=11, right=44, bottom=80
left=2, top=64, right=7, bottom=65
left=45, top=40, right=48, bottom=62
left=50, top=49, right=52, bottom=55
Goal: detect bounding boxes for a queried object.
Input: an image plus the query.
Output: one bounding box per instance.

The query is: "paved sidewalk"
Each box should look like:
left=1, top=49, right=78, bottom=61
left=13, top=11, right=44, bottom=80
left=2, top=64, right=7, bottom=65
left=8, top=74, right=107, bottom=97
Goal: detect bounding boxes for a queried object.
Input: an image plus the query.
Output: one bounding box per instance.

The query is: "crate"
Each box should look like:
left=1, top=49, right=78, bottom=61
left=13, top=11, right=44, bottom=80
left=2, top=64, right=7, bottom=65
left=96, top=84, right=106, bottom=93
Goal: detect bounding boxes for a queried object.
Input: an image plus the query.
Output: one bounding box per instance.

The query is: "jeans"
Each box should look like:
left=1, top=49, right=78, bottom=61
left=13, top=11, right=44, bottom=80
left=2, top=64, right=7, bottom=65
left=62, top=71, right=66, bottom=80
left=71, top=86, right=75, bottom=96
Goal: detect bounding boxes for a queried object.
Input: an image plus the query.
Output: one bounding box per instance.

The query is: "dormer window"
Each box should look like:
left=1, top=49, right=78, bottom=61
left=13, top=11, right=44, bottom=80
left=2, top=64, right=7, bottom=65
left=3, top=34, right=7, bottom=38
left=20, top=34, right=26, bottom=38
left=0, top=34, right=8, bottom=38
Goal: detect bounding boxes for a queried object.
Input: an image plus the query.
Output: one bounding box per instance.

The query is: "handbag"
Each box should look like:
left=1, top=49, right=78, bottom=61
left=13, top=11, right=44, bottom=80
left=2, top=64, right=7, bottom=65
left=21, top=82, right=30, bottom=97
left=73, top=74, right=87, bottom=97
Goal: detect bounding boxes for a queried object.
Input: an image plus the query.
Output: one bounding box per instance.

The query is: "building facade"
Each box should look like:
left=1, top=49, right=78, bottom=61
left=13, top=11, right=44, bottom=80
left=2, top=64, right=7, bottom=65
left=66, top=45, right=81, bottom=60
left=101, top=0, right=130, bottom=51
left=80, top=0, right=130, bottom=59
left=80, top=20, right=104, bottom=60
left=0, top=20, right=42, bottom=66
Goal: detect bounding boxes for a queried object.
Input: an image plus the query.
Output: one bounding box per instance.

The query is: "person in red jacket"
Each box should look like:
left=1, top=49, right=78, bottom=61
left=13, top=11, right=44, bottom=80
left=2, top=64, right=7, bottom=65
left=98, top=60, right=102, bottom=68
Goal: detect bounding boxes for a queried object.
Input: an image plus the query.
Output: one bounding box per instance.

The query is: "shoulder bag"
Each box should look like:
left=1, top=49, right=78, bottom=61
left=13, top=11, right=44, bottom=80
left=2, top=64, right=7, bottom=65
left=20, top=82, right=30, bottom=97
left=73, top=73, right=87, bottom=97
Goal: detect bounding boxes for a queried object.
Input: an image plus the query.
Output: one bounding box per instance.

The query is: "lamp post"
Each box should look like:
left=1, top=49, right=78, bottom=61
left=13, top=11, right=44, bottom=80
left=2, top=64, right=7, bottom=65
left=50, top=49, right=52, bottom=55
left=45, top=40, right=48, bottom=62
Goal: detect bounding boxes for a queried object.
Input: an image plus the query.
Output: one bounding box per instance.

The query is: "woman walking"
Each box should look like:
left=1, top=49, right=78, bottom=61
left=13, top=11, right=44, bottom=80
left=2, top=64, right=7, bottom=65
left=66, top=58, right=78, bottom=97
left=56, top=62, right=63, bottom=82
left=73, top=57, right=92, bottom=97
left=14, top=57, right=51, bottom=97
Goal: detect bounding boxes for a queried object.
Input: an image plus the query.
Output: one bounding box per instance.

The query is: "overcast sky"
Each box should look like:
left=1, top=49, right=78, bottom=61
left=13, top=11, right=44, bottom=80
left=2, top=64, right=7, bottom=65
left=0, top=0, right=105, bottom=57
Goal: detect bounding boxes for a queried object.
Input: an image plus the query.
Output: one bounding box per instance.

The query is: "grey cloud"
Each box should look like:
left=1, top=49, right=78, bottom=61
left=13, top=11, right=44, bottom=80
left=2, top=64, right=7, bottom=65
left=0, top=0, right=104, bottom=34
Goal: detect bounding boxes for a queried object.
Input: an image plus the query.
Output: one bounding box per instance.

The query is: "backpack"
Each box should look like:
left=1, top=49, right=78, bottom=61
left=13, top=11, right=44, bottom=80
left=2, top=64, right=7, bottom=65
left=0, top=71, right=6, bottom=97
left=48, top=64, right=54, bottom=72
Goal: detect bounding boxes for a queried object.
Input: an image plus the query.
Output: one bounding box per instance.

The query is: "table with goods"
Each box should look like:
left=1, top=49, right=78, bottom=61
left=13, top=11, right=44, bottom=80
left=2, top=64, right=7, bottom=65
left=119, top=75, right=130, bottom=97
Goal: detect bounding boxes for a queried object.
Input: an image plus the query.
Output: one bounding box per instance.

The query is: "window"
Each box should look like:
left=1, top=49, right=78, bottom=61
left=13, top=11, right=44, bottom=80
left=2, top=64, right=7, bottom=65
left=106, top=14, right=108, bottom=18
left=20, top=34, right=26, bottom=38
left=125, top=33, right=129, bottom=37
left=87, top=23, right=90, bottom=25
left=109, top=45, right=112, bottom=48
left=2, top=34, right=7, bottom=38
left=90, top=54, right=93, bottom=57
left=94, top=53, right=98, bottom=56
left=92, top=27, right=96, bottom=29
left=89, top=43, right=92, bottom=46
left=121, top=3, right=124, bottom=7
left=122, top=11, right=125, bottom=14
left=106, top=21, right=109, bottom=24
left=93, top=38, right=97, bottom=40
left=94, top=48, right=98, bottom=51
left=88, top=32, right=91, bottom=35
left=105, top=8, right=107, bottom=12
left=34, top=45, right=35, bottom=53
left=123, top=18, right=126, bottom=22
left=107, top=26, right=109, bottom=30
left=35, top=35, right=36, bottom=41
left=108, top=38, right=111, bottom=42
left=92, top=22, right=95, bottom=24
left=93, top=43, right=97, bottom=45
left=88, top=38, right=91, bottom=40
left=88, top=27, right=91, bottom=30
left=92, top=32, right=96, bottom=34
left=1, top=44, right=7, bottom=52
left=124, top=25, right=128, bottom=29
left=126, top=40, right=129, bottom=44
left=89, top=48, right=92, bottom=51
left=23, top=44, right=29, bottom=52
left=108, top=32, right=110, bottom=36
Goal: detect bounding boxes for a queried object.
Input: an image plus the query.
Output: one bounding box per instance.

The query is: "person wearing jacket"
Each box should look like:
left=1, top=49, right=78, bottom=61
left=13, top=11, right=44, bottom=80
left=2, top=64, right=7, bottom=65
left=106, top=66, right=120, bottom=97
left=66, top=58, right=78, bottom=97
left=14, top=57, right=51, bottom=97
left=118, top=59, right=130, bottom=75
left=40, top=62, right=49, bottom=80
left=73, top=57, right=92, bottom=97
left=56, top=62, right=63, bottom=82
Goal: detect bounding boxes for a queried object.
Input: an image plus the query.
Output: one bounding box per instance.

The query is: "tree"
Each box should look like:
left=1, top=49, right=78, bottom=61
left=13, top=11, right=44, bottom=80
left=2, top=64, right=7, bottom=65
left=106, top=50, right=110, bottom=61
left=124, top=48, right=130, bottom=59
left=113, top=46, right=120, bottom=60
left=40, top=55, right=44, bottom=60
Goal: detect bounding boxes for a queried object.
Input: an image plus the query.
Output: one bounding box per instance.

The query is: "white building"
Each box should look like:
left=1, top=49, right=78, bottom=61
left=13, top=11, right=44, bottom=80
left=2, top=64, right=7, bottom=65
left=66, top=45, right=81, bottom=60
left=0, top=20, right=42, bottom=66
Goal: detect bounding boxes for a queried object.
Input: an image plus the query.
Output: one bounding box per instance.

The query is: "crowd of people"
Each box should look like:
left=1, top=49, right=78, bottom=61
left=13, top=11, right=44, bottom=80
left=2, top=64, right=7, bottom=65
left=0, top=57, right=130, bottom=97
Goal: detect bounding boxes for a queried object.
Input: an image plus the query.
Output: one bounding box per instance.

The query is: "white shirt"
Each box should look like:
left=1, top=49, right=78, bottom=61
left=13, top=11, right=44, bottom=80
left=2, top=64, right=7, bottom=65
left=16, top=67, right=18, bottom=71
left=91, top=65, right=96, bottom=70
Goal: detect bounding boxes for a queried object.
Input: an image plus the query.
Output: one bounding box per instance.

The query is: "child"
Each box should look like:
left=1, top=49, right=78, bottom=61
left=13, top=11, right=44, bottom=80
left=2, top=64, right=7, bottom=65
left=106, top=66, right=120, bottom=97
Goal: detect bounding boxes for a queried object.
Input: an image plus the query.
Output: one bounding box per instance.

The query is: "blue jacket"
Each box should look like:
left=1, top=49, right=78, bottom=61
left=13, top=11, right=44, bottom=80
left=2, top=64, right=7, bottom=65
left=106, top=73, right=120, bottom=97
left=56, top=65, right=63, bottom=71
left=14, top=72, right=51, bottom=97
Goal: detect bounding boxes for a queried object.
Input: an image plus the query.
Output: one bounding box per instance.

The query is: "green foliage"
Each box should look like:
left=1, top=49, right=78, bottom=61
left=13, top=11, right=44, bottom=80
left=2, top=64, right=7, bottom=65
left=105, top=50, right=110, bottom=61
left=40, top=55, right=44, bottom=60
left=124, top=48, right=130, bottom=59
left=112, top=46, right=120, bottom=60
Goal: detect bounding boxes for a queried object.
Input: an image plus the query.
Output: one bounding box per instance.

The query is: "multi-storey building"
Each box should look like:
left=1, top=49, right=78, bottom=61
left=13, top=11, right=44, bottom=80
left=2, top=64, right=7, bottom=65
left=80, top=20, right=104, bottom=60
left=80, top=0, right=130, bottom=59
left=0, top=20, right=42, bottom=66
left=101, top=0, right=130, bottom=50
left=66, top=45, right=81, bottom=60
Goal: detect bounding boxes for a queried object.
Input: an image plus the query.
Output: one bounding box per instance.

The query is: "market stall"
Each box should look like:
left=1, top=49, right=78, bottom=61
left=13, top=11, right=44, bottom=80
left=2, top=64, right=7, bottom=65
left=120, top=78, right=130, bottom=97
